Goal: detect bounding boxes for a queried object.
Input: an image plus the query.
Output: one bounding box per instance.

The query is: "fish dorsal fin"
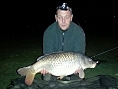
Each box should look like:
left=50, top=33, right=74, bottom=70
left=36, top=54, right=50, bottom=61
left=36, top=52, right=62, bottom=61
left=37, top=55, right=45, bottom=61
left=79, top=68, right=85, bottom=78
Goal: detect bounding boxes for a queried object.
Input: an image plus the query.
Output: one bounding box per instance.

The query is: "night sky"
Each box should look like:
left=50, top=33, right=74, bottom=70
left=1, top=0, right=118, bottom=38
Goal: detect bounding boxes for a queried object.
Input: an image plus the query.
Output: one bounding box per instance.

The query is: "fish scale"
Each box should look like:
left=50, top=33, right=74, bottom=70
left=17, top=51, right=97, bottom=86
left=39, top=52, right=78, bottom=74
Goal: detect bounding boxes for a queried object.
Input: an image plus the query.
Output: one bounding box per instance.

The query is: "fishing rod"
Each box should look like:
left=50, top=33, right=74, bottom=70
left=74, top=17, right=81, bottom=27
left=90, top=46, right=118, bottom=59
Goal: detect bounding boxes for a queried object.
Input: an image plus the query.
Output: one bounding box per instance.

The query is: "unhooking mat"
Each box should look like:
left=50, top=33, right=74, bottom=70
left=6, top=75, right=118, bottom=89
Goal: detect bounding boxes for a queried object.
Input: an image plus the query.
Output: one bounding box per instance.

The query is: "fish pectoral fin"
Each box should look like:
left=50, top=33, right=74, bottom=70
left=57, top=75, right=65, bottom=79
left=25, top=73, right=35, bottom=86
left=79, top=68, right=85, bottom=78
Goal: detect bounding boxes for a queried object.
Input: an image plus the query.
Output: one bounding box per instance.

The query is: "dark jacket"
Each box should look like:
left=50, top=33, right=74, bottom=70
left=43, top=22, right=86, bottom=54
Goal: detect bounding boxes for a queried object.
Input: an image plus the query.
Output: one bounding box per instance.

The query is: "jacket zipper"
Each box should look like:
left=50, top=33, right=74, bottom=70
left=62, top=32, right=64, bottom=51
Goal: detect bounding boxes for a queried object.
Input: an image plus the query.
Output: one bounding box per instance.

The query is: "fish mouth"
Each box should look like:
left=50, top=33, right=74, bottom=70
left=96, top=61, right=99, bottom=63
left=91, top=61, right=98, bottom=68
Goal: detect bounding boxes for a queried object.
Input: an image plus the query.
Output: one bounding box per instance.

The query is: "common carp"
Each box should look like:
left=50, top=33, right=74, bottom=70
left=17, top=52, right=98, bottom=86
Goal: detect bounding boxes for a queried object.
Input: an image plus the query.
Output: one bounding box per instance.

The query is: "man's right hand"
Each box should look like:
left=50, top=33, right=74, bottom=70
left=40, top=69, right=50, bottom=75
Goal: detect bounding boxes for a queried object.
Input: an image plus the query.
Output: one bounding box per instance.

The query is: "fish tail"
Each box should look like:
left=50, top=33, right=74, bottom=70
left=25, top=72, right=35, bottom=86
left=17, top=66, right=36, bottom=86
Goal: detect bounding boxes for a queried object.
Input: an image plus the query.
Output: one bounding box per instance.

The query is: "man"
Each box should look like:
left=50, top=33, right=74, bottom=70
left=41, top=3, right=86, bottom=81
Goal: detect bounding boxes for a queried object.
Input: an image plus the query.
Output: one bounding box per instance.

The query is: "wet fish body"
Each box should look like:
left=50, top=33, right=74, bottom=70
left=17, top=52, right=97, bottom=86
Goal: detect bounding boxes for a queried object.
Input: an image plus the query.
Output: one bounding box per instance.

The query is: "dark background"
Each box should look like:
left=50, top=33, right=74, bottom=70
left=1, top=0, right=118, bottom=39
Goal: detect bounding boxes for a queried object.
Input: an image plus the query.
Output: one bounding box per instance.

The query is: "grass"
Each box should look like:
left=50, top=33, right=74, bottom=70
left=0, top=33, right=118, bottom=89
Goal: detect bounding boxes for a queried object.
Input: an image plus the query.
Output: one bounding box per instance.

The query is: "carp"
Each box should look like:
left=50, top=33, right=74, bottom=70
left=17, top=52, right=98, bottom=86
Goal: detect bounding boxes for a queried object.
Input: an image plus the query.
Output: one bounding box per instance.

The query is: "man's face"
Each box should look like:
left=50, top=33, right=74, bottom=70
left=55, top=9, right=73, bottom=30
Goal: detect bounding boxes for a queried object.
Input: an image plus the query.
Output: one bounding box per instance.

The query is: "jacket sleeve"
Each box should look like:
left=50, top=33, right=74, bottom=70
left=43, top=29, right=55, bottom=54
left=73, top=28, right=86, bottom=54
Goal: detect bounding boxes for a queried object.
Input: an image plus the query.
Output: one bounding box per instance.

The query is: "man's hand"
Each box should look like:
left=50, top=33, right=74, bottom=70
left=40, top=69, right=50, bottom=75
left=74, top=68, right=80, bottom=74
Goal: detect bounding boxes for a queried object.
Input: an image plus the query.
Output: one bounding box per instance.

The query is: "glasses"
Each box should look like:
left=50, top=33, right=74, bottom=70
left=56, top=3, right=72, bottom=12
